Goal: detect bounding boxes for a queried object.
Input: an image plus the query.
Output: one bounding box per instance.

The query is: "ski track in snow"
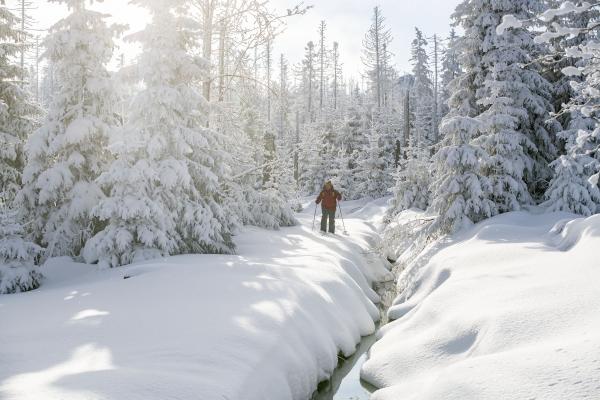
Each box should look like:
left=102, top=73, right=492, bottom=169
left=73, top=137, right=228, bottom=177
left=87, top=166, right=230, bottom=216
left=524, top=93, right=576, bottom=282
left=0, top=197, right=393, bottom=400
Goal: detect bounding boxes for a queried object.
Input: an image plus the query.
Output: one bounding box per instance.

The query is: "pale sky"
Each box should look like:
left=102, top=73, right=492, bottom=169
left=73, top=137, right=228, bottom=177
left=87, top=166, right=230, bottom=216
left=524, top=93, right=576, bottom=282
left=14, top=0, right=461, bottom=80
left=272, top=0, right=462, bottom=78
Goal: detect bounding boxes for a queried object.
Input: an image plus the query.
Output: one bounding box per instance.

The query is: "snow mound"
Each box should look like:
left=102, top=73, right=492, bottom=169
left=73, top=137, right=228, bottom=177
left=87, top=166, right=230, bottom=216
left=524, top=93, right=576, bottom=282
left=547, top=213, right=600, bottom=252
left=363, top=211, right=600, bottom=400
left=0, top=199, right=391, bottom=400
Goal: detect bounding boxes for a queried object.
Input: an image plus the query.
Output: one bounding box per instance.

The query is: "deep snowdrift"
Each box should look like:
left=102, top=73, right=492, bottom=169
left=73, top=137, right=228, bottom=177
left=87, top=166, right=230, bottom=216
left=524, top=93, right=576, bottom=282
left=362, top=210, right=600, bottom=399
left=0, top=198, right=392, bottom=400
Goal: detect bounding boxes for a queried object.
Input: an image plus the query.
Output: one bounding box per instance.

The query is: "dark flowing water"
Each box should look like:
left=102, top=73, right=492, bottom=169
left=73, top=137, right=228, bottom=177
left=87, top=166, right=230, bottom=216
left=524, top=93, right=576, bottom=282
left=311, top=278, right=396, bottom=400
left=311, top=329, right=379, bottom=400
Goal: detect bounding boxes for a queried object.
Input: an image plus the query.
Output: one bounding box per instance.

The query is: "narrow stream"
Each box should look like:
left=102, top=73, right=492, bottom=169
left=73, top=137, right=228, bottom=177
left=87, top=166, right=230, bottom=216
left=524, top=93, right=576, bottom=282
left=311, top=275, right=397, bottom=400
left=311, top=328, right=379, bottom=400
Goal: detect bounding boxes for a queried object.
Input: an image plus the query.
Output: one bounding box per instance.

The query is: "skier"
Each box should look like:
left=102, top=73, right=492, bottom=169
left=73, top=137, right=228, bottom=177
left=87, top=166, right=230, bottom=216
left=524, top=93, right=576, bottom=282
left=315, top=181, right=342, bottom=234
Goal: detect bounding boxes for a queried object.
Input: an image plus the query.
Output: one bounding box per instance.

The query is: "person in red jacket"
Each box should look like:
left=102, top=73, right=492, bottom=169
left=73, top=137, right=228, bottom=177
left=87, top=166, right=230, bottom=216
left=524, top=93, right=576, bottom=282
left=316, top=180, right=342, bottom=234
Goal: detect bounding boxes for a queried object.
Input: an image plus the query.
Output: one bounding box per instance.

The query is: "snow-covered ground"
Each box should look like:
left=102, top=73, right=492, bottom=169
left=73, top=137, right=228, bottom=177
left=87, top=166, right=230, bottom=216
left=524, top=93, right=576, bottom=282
left=362, top=210, right=600, bottom=400
left=0, top=198, right=392, bottom=400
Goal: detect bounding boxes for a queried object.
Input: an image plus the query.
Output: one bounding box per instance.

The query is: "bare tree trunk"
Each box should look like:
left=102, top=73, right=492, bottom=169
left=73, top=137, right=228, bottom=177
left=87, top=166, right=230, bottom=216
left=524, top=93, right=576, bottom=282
left=382, top=42, right=388, bottom=108
left=279, top=54, right=286, bottom=139
left=118, top=53, right=125, bottom=125
left=307, top=41, right=314, bottom=122
left=20, top=0, right=26, bottom=86
left=294, top=110, right=300, bottom=182
left=432, top=34, right=439, bottom=143
left=333, top=41, right=338, bottom=111
left=34, top=35, right=39, bottom=102
left=404, top=91, right=410, bottom=159
left=265, top=38, right=271, bottom=123
left=318, top=21, right=326, bottom=112
left=202, top=0, right=214, bottom=103
left=374, top=7, right=381, bottom=109
left=254, top=46, right=258, bottom=89
left=218, top=25, right=226, bottom=102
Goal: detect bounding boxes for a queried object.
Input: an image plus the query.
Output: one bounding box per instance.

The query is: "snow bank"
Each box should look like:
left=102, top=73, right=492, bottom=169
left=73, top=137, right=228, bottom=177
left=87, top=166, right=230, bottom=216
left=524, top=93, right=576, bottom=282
left=0, top=199, right=392, bottom=400
left=362, top=211, right=600, bottom=400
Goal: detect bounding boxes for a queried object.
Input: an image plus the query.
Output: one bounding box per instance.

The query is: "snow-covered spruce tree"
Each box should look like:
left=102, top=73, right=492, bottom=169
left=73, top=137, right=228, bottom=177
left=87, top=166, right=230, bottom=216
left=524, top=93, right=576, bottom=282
left=273, top=143, right=302, bottom=213
left=362, top=6, right=393, bottom=110
left=334, top=89, right=367, bottom=200
left=0, top=2, right=44, bottom=294
left=218, top=103, right=263, bottom=230
left=540, top=1, right=599, bottom=137
left=298, top=122, right=331, bottom=194
left=84, top=0, right=233, bottom=267
left=19, top=0, right=121, bottom=259
left=337, top=87, right=369, bottom=157
left=475, top=99, right=535, bottom=213
left=224, top=106, right=298, bottom=230
left=356, top=125, right=390, bottom=199
left=410, top=27, right=435, bottom=148
left=447, top=3, right=482, bottom=119
left=331, top=146, right=357, bottom=200
left=429, top=116, right=496, bottom=233
left=440, top=28, right=462, bottom=119
left=213, top=67, right=298, bottom=229
left=39, top=62, right=56, bottom=109
left=389, top=150, right=431, bottom=215
left=455, top=0, right=557, bottom=211
left=0, top=205, right=42, bottom=294
left=258, top=150, right=298, bottom=229
left=0, top=3, right=38, bottom=201
left=361, top=10, right=398, bottom=182
left=299, top=40, right=317, bottom=124
left=543, top=85, right=600, bottom=216
left=530, top=2, right=600, bottom=215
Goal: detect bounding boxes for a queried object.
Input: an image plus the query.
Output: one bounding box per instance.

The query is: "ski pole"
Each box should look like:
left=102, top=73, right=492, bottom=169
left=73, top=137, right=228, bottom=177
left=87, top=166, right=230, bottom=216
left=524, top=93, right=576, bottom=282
left=312, top=202, right=317, bottom=231
left=338, top=204, right=348, bottom=235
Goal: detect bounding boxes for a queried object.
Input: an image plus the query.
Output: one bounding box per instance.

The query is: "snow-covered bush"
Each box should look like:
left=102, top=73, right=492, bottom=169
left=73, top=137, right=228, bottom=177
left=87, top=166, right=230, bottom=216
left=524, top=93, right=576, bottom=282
left=225, top=181, right=298, bottom=230
left=0, top=207, right=42, bottom=294
left=248, top=188, right=298, bottom=230
left=229, top=159, right=298, bottom=231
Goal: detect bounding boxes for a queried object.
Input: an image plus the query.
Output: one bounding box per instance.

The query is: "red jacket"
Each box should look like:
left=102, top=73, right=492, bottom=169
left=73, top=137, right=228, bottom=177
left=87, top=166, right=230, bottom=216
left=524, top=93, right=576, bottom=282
left=316, top=189, right=342, bottom=210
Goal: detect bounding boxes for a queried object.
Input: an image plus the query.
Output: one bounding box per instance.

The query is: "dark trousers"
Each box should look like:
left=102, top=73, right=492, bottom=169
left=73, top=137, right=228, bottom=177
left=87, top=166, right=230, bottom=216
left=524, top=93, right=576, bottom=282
left=321, top=208, right=336, bottom=233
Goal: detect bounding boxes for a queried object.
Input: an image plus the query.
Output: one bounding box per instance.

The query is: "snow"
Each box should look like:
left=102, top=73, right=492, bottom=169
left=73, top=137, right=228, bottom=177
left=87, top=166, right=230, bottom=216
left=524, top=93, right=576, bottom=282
left=561, top=66, right=583, bottom=77
left=496, top=14, right=522, bottom=35
left=362, top=210, right=600, bottom=400
left=539, top=1, right=593, bottom=22
left=0, top=198, right=392, bottom=400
